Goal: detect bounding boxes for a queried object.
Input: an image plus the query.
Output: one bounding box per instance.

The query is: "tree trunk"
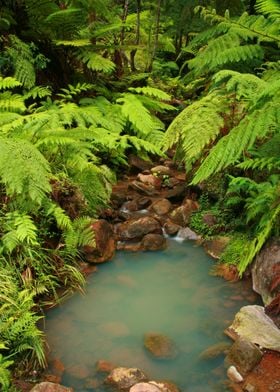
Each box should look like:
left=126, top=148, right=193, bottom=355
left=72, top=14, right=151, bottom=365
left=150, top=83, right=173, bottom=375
left=130, top=0, right=141, bottom=71
left=146, top=0, right=162, bottom=72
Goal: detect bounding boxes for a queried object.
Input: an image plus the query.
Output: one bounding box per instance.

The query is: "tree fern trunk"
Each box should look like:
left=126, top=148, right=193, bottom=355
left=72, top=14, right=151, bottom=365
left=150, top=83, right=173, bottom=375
left=147, top=0, right=162, bottom=72
left=130, top=0, right=141, bottom=71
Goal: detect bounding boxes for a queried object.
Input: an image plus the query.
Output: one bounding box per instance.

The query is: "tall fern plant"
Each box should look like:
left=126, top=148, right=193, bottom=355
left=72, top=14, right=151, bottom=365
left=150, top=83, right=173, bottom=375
left=165, top=0, right=280, bottom=274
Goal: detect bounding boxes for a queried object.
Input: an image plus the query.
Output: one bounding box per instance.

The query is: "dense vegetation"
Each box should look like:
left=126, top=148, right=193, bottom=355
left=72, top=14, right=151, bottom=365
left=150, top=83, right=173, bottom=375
left=0, top=0, right=279, bottom=389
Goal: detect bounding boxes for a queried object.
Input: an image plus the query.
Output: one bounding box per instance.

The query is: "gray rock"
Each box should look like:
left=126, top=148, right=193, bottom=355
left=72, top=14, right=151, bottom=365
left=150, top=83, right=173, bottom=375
left=225, top=305, right=280, bottom=352
left=30, top=382, right=73, bottom=392
left=252, top=238, right=280, bottom=304
left=176, top=227, right=201, bottom=241
left=151, top=165, right=171, bottom=176
left=225, top=337, right=263, bottom=375
left=107, top=367, right=148, bottom=390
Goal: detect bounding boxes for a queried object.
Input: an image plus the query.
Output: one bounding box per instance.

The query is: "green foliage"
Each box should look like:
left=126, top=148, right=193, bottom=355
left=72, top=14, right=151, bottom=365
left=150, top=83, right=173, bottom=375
left=0, top=268, right=46, bottom=369
left=0, top=352, right=13, bottom=391
left=220, top=234, right=252, bottom=266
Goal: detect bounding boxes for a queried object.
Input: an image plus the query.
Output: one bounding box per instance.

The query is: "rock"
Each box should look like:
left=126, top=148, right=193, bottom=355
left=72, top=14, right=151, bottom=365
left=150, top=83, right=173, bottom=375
left=225, top=338, right=263, bottom=375
left=117, top=242, right=141, bottom=252
left=169, top=200, right=198, bottom=227
left=227, top=366, right=243, bottom=383
left=211, top=264, right=239, bottom=282
left=225, top=305, right=280, bottom=352
left=203, top=236, right=231, bottom=259
left=121, top=200, right=139, bottom=212
left=165, top=185, right=186, bottom=201
left=151, top=165, right=171, bottom=176
left=163, top=221, right=181, bottom=236
left=202, top=212, right=217, bottom=227
left=199, top=342, right=231, bottom=360
left=138, top=174, right=162, bottom=189
left=137, top=197, right=152, bottom=209
left=252, top=238, right=280, bottom=305
left=96, top=359, right=115, bottom=373
left=243, top=383, right=257, bottom=392
left=30, top=382, right=73, bottom=392
left=107, top=367, right=148, bottom=390
left=128, top=155, right=153, bottom=172
left=130, top=383, right=162, bottom=392
left=82, top=219, right=115, bottom=263
left=176, top=227, right=201, bottom=241
left=141, top=234, right=167, bottom=251
left=115, top=217, right=162, bottom=241
left=151, top=381, right=180, bottom=392
left=151, top=199, right=172, bottom=215
left=144, top=333, right=178, bottom=359
left=65, top=364, right=90, bottom=379
left=130, top=180, right=158, bottom=196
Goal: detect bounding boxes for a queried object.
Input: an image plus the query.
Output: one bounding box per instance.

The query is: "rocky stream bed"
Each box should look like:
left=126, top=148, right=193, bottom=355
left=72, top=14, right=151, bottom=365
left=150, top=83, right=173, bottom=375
left=19, top=156, right=280, bottom=392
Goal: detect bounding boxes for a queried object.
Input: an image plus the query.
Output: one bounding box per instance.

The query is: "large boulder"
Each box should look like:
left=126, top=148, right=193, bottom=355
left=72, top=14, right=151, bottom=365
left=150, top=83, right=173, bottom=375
left=169, top=199, right=198, bottom=227
left=163, top=220, right=181, bottom=236
left=30, top=382, right=73, bottom=392
left=225, top=337, right=263, bottom=375
left=82, top=219, right=115, bottom=263
left=252, top=238, right=280, bottom=305
left=225, top=305, right=280, bottom=352
left=140, top=234, right=167, bottom=251
left=144, top=333, right=178, bottom=359
left=115, top=217, right=162, bottom=241
left=107, top=367, right=148, bottom=390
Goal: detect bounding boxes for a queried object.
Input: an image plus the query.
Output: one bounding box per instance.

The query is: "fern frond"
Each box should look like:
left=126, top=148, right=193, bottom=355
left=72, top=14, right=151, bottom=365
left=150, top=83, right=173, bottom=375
left=23, top=86, right=52, bottom=100
left=0, top=137, right=51, bottom=205
left=1, top=212, right=38, bottom=254
left=128, top=87, right=171, bottom=101
left=0, top=92, right=26, bottom=113
left=0, top=77, right=21, bottom=90
left=78, top=51, right=116, bottom=74
left=164, top=93, right=228, bottom=168
left=256, top=0, right=280, bottom=17
left=117, top=93, right=159, bottom=135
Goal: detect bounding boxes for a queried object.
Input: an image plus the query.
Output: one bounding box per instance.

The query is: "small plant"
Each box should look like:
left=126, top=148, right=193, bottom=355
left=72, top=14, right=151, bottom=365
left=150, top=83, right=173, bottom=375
left=220, top=234, right=252, bottom=266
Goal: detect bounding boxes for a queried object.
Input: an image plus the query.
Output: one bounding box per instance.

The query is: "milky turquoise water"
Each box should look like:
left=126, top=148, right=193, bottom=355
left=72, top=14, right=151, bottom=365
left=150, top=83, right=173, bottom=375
left=45, top=239, right=258, bottom=391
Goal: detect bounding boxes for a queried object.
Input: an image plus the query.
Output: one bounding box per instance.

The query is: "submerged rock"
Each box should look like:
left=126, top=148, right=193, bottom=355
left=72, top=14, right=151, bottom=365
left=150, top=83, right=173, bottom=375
left=199, top=342, right=231, bottom=360
left=30, top=382, right=73, bottom=392
left=96, top=359, right=116, bottom=373
left=226, top=305, right=280, bottom=352
left=107, top=367, right=148, bottom=390
left=252, top=238, right=280, bottom=305
left=144, top=333, right=178, bottom=359
left=225, top=337, right=263, bottom=375
left=82, top=219, right=115, bottom=263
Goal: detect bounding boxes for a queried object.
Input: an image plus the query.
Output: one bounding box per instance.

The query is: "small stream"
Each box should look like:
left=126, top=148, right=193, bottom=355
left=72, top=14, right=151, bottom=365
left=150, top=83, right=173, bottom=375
left=45, top=239, right=258, bottom=391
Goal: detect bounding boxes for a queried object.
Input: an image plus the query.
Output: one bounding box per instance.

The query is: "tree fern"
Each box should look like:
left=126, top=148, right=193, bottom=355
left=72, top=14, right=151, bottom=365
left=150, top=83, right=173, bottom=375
left=0, top=137, right=51, bottom=206
left=164, top=93, right=229, bottom=169
left=78, top=50, right=116, bottom=74
left=0, top=77, right=21, bottom=90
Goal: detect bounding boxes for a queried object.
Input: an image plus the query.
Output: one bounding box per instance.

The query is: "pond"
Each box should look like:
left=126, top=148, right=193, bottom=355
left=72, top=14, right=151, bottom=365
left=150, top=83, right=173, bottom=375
left=45, top=239, right=258, bottom=391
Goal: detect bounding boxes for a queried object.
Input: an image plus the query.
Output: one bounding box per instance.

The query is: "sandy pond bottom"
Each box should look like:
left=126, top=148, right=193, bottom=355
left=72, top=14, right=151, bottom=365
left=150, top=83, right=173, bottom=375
left=45, top=239, right=259, bottom=392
